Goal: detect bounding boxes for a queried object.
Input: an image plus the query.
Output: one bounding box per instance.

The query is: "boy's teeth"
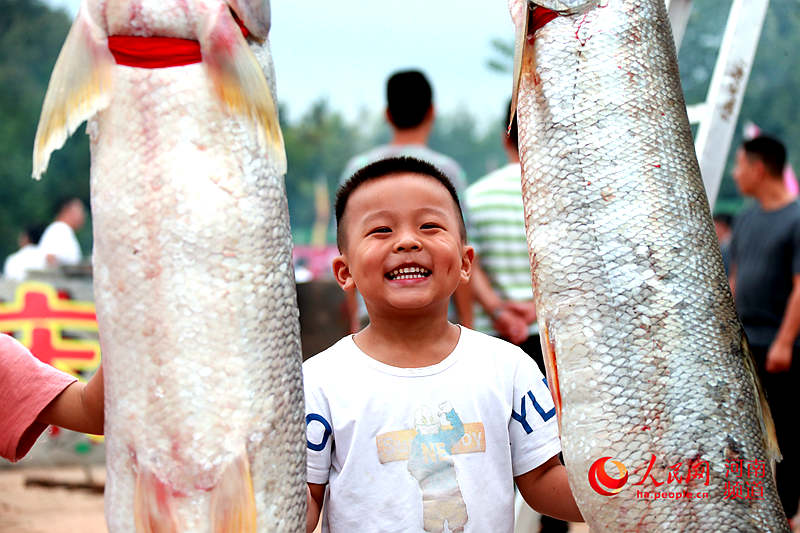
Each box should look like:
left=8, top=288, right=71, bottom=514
left=387, top=266, right=431, bottom=279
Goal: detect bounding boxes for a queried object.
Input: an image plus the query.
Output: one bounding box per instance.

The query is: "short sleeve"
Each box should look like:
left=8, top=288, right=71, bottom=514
left=304, top=364, right=333, bottom=484
left=0, top=334, right=77, bottom=462
left=508, top=352, right=561, bottom=476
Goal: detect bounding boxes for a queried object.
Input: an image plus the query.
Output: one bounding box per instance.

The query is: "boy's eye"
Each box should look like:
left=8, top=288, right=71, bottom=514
left=421, top=223, right=442, bottom=230
left=368, top=227, right=391, bottom=235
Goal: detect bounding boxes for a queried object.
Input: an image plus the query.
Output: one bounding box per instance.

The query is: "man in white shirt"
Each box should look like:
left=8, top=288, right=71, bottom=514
left=2, top=226, right=46, bottom=281
left=38, top=197, right=85, bottom=267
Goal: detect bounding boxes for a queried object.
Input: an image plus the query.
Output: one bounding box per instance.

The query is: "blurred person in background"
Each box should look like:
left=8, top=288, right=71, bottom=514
left=38, top=197, right=85, bottom=267
left=713, top=213, right=734, bottom=274
left=2, top=225, right=46, bottom=281
left=338, top=69, right=471, bottom=332
left=728, top=135, right=800, bottom=524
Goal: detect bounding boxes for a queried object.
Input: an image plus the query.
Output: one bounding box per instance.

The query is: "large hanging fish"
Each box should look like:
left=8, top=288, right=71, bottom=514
left=33, top=1, right=305, bottom=531
left=509, top=0, right=789, bottom=530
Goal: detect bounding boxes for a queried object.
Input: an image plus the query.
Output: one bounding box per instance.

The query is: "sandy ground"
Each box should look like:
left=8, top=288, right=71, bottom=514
left=0, top=466, right=588, bottom=533
left=0, top=467, right=107, bottom=533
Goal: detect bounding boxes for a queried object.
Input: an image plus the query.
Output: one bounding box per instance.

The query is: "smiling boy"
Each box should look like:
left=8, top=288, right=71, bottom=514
left=304, top=157, right=581, bottom=532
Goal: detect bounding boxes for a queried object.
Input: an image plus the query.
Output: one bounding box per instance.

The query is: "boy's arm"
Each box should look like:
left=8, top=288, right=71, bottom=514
left=307, top=482, right=326, bottom=533
left=515, top=455, right=583, bottom=523
left=37, top=363, right=104, bottom=435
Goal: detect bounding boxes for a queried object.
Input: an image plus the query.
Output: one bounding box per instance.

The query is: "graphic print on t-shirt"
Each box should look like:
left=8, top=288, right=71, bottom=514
left=375, top=402, right=485, bottom=533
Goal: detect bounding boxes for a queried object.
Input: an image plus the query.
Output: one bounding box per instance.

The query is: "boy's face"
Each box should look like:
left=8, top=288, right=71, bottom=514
left=333, top=173, right=473, bottom=317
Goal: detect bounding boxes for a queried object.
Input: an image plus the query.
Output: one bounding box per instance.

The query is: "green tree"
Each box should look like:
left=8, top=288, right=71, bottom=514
left=282, top=101, right=370, bottom=244
left=0, top=0, right=91, bottom=260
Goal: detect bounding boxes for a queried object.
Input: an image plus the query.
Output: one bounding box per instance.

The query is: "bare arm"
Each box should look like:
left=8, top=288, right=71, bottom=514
left=515, top=455, right=583, bottom=523
left=307, top=482, right=326, bottom=532
left=469, top=260, right=529, bottom=344
left=766, top=273, right=800, bottom=372
left=37, top=363, right=104, bottom=435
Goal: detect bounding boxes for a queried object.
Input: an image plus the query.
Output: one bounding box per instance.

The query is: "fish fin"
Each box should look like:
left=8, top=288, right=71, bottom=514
left=539, top=318, right=563, bottom=431
left=200, top=5, right=287, bottom=174
left=509, top=0, right=533, bottom=132
left=741, top=336, right=782, bottom=466
left=227, top=0, right=271, bottom=40
left=134, top=467, right=180, bottom=533
left=32, top=5, right=113, bottom=180
left=209, top=452, right=258, bottom=533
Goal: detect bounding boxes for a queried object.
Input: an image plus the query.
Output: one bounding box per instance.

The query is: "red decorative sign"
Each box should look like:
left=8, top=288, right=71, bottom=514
left=0, top=282, right=100, bottom=377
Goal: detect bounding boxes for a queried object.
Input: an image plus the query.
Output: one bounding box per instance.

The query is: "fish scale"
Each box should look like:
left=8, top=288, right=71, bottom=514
left=33, top=1, right=305, bottom=531
left=510, top=0, right=789, bottom=530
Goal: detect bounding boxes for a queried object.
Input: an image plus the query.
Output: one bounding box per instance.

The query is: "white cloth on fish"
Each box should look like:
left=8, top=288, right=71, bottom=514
left=305, top=327, right=561, bottom=533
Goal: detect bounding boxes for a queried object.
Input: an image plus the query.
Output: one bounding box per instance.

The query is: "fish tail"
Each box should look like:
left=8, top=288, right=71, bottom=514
left=209, top=451, right=258, bottom=533
left=32, top=2, right=113, bottom=180
left=134, top=467, right=180, bottom=533
left=539, top=318, right=563, bottom=429
left=740, top=336, right=782, bottom=467
left=200, top=4, right=287, bottom=175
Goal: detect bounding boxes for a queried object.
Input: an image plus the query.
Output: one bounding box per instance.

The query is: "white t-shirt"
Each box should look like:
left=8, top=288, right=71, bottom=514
left=2, top=245, right=46, bottom=281
left=304, top=327, right=561, bottom=533
left=38, top=221, right=81, bottom=266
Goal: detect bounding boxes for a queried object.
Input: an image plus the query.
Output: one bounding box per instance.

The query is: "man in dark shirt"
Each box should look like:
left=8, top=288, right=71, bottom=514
left=729, top=135, right=800, bottom=522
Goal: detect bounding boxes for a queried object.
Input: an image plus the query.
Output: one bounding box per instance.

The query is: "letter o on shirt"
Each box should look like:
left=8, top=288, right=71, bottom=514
left=306, top=413, right=332, bottom=451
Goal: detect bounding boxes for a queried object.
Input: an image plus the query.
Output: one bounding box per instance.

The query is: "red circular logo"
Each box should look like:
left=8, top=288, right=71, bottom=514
left=588, top=457, right=629, bottom=496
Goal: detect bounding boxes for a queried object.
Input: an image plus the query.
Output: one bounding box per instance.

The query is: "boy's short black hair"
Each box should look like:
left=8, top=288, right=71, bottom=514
left=386, top=70, right=433, bottom=130
left=335, top=157, right=466, bottom=251
left=742, top=135, right=786, bottom=178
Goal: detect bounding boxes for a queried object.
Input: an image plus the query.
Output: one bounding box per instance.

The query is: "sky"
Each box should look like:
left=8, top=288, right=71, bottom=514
left=44, top=1, right=516, bottom=128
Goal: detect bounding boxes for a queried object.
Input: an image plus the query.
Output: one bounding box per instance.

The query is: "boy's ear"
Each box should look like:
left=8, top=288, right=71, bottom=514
left=332, top=255, right=355, bottom=291
left=460, top=245, right=475, bottom=284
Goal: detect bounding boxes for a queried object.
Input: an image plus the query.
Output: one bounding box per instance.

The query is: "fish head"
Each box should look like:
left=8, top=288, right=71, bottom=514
left=227, top=0, right=271, bottom=40
left=508, top=0, right=601, bottom=130
left=526, top=0, right=599, bottom=15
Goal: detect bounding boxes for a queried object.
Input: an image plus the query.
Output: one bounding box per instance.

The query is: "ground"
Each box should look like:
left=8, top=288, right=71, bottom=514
left=0, top=467, right=106, bottom=533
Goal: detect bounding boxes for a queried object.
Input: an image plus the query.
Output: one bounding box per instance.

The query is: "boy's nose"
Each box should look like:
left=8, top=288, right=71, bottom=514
left=393, top=235, right=422, bottom=252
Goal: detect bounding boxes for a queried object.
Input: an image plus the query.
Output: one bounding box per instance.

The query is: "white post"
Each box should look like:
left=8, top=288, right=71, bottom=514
left=692, top=0, right=769, bottom=210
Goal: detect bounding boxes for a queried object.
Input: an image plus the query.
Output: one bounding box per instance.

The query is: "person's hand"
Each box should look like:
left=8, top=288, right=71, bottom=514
left=492, top=306, right=529, bottom=345
left=504, top=301, right=537, bottom=324
left=306, top=485, right=314, bottom=532
left=766, top=340, right=793, bottom=373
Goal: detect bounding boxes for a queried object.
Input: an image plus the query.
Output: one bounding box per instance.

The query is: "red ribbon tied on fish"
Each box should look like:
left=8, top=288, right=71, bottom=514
left=107, top=11, right=250, bottom=68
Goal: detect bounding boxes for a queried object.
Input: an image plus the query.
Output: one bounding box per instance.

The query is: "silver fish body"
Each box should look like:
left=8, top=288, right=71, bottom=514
left=33, top=1, right=305, bottom=531
left=510, top=0, right=789, bottom=530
